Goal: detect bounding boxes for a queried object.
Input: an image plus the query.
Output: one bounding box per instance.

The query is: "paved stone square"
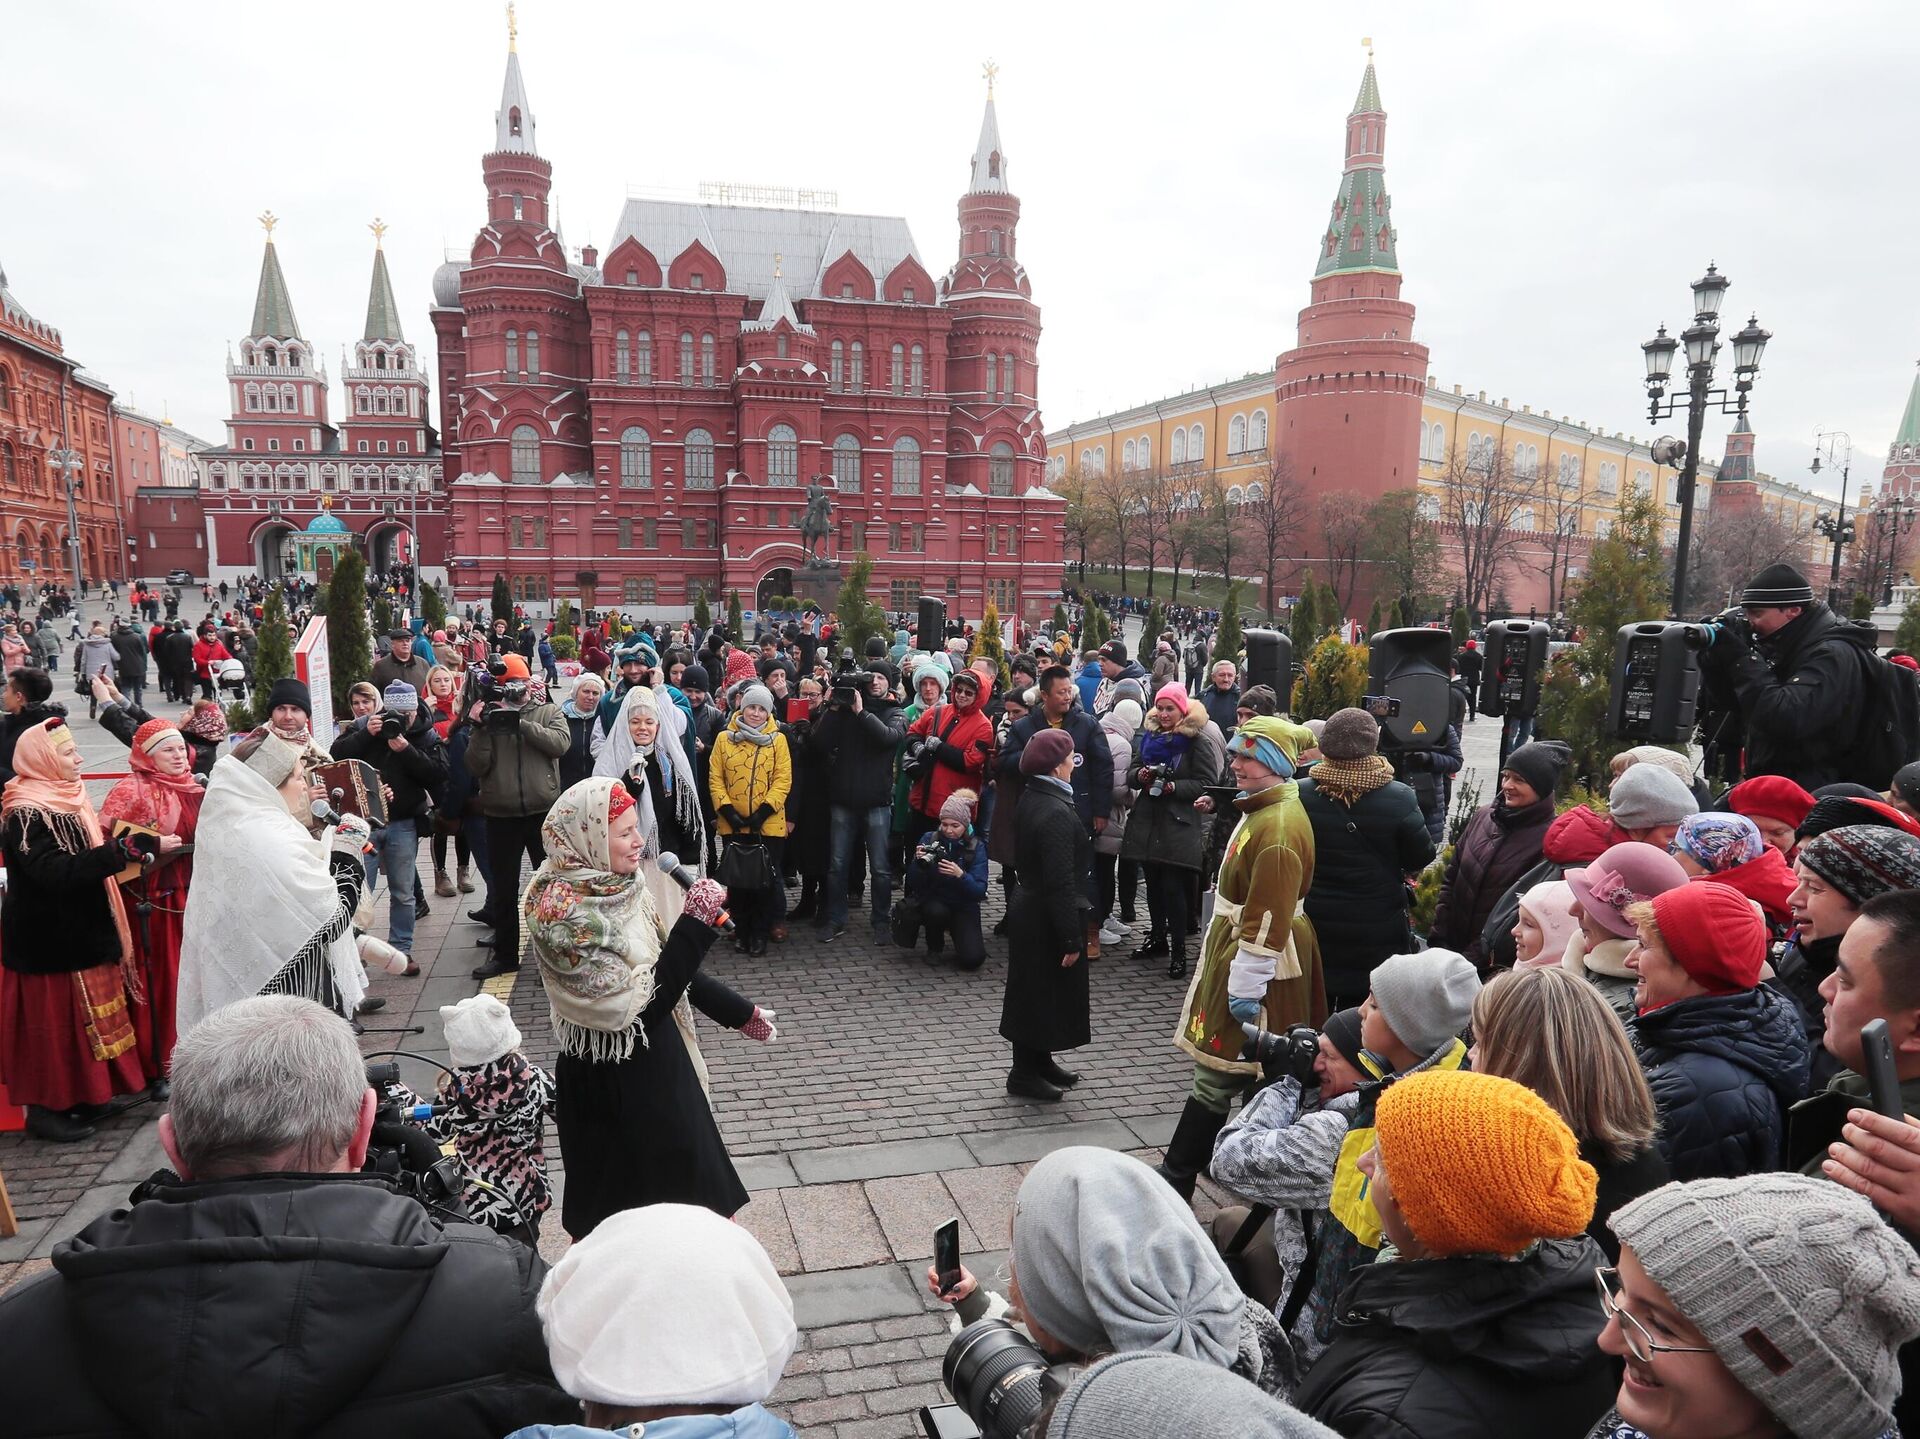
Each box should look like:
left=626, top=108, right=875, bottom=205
left=0, top=676, right=1516, bottom=1436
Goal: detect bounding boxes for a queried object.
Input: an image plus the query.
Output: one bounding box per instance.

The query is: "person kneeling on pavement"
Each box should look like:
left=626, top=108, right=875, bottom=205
left=899, top=787, right=989, bottom=969
left=0, top=994, right=571, bottom=1439
left=1209, top=949, right=1480, bottom=1369
left=1295, top=1070, right=1619, bottom=1439
left=507, top=1203, right=799, bottom=1439
left=926, top=1146, right=1300, bottom=1399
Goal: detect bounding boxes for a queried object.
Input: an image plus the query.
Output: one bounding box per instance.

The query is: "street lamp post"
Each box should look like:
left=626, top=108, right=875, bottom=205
left=47, top=447, right=84, bottom=597
left=1810, top=431, right=1854, bottom=606
left=408, top=464, right=428, bottom=618
left=1641, top=264, right=1772, bottom=616
left=1868, top=498, right=1918, bottom=605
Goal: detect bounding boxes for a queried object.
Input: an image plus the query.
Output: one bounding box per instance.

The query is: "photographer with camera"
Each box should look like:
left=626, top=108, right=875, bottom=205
left=806, top=661, right=905, bottom=942
left=902, top=787, right=990, bottom=968
left=330, top=679, right=448, bottom=973
left=466, top=653, right=570, bottom=980
left=1700, top=563, right=1884, bottom=791
left=1, top=995, right=573, bottom=1438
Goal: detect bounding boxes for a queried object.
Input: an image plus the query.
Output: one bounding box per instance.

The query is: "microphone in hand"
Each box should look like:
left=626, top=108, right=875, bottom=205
left=658, top=852, right=732, bottom=932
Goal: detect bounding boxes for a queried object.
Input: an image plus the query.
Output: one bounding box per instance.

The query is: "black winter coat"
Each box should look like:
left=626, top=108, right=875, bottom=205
left=809, top=700, right=907, bottom=810
left=1585, top=1137, right=1669, bottom=1264
left=329, top=709, right=449, bottom=822
left=560, top=708, right=598, bottom=790
left=998, top=706, right=1113, bottom=827
left=1771, top=933, right=1846, bottom=1092
left=1000, top=779, right=1091, bottom=1053
left=1714, top=604, right=1871, bottom=791
left=1429, top=797, right=1553, bottom=967
left=0, top=810, right=127, bottom=975
left=1118, top=707, right=1222, bottom=872
left=0, top=1172, right=572, bottom=1439
left=1630, top=984, right=1812, bottom=1181
left=1298, top=774, right=1435, bottom=999
left=1297, top=1236, right=1617, bottom=1439
left=111, top=629, right=147, bottom=683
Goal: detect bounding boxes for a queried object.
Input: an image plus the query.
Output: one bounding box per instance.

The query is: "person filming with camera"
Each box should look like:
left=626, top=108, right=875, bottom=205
left=901, top=787, right=990, bottom=968
left=1699, top=562, right=1879, bottom=791
left=466, top=653, right=570, bottom=980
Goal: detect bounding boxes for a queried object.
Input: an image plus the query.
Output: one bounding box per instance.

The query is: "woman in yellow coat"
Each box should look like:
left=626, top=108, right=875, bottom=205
left=1159, top=713, right=1327, bottom=1198
left=708, top=683, right=792, bottom=955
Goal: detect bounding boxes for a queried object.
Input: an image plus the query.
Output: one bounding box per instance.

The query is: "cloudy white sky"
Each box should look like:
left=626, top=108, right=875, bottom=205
left=4, top=1, right=1916, bottom=495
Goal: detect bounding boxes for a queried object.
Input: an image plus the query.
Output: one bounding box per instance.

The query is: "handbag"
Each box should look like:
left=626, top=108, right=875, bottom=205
left=718, top=838, right=775, bottom=893
left=890, top=894, right=923, bottom=947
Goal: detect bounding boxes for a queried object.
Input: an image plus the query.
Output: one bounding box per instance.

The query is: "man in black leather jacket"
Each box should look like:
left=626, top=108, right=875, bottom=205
left=0, top=995, right=571, bottom=1439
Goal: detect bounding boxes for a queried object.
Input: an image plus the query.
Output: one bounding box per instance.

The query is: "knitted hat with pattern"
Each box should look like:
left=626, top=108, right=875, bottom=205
left=1612, top=1174, right=1920, bottom=1439
left=1797, top=824, right=1920, bottom=907
left=1373, top=1069, right=1596, bottom=1257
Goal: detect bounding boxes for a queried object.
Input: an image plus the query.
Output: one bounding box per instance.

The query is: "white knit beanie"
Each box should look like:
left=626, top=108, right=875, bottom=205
left=440, top=993, right=521, bottom=1069
left=538, top=1203, right=797, bottom=1407
left=1612, top=1174, right=1920, bottom=1439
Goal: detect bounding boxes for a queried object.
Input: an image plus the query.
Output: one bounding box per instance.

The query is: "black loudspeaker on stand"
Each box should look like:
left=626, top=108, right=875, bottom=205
left=1608, top=621, right=1711, bottom=744
left=918, top=595, right=948, bottom=647
left=1365, top=628, right=1452, bottom=751
left=1243, top=629, right=1293, bottom=702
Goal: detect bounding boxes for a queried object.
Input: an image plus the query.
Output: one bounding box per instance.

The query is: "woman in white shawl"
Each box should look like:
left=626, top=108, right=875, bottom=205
left=525, top=777, right=774, bottom=1235
left=177, top=729, right=375, bottom=1030
left=593, top=685, right=705, bottom=924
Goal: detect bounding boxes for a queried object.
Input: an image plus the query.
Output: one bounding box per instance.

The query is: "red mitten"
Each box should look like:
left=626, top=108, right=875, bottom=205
left=741, top=1006, right=778, bottom=1042
left=683, top=877, right=729, bottom=929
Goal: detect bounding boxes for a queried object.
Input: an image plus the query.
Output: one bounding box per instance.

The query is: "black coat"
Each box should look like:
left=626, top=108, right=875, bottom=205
left=1630, top=983, right=1812, bottom=1181
left=998, top=706, right=1113, bottom=828
left=1297, top=1236, right=1617, bottom=1439
left=1585, top=1137, right=1669, bottom=1264
left=157, top=628, right=195, bottom=679
left=111, top=629, right=147, bottom=683
left=0, top=1172, right=571, bottom=1439
left=0, top=700, right=68, bottom=786
left=1429, top=797, right=1553, bottom=967
left=1715, top=604, right=1871, bottom=791
left=329, top=709, right=449, bottom=823
left=555, top=913, right=754, bottom=1237
left=1000, top=779, right=1091, bottom=1053
left=1771, top=933, right=1846, bottom=1092
left=0, top=810, right=127, bottom=975
left=1298, top=774, right=1435, bottom=998
left=808, top=700, right=906, bottom=810
left=559, top=708, right=597, bottom=790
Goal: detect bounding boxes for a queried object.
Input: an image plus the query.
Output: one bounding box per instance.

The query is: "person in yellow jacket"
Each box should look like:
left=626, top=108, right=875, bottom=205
left=708, top=683, right=792, bottom=955
left=1158, top=713, right=1326, bottom=1199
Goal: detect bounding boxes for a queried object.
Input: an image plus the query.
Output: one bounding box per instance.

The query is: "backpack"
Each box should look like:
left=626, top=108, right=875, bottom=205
left=1845, top=626, right=1920, bottom=790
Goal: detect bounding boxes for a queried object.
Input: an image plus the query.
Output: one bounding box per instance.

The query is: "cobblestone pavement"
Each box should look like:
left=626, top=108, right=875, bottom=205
left=0, top=668, right=1517, bottom=1436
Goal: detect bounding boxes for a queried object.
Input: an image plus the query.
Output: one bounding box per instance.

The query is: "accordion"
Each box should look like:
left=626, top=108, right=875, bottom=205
left=313, top=758, right=390, bottom=827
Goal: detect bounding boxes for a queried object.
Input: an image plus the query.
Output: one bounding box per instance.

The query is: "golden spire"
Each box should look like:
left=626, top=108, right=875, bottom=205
left=982, top=58, right=999, bottom=95
left=259, top=209, right=279, bottom=238
left=507, top=1, right=517, bottom=51
left=1362, top=35, right=1374, bottom=58
left=369, top=216, right=388, bottom=248
left=773, top=252, right=783, bottom=278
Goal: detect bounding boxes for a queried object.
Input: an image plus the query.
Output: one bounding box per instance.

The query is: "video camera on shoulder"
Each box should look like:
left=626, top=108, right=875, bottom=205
left=831, top=647, right=863, bottom=708
left=483, top=656, right=530, bottom=708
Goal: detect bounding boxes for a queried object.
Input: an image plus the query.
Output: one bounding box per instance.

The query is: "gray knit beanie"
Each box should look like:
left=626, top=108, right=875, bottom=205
left=1050, top=1352, right=1338, bottom=1439
left=1367, top=948, right=1480, bottom=1058
left=1606, top=763, right=1700, bottom=830
left=1611, top=1174, right=1920, bottom=1439
left=1010, top=1148, right=1243, bottom=1367
left=1318, top=707, right=1380, bottom=761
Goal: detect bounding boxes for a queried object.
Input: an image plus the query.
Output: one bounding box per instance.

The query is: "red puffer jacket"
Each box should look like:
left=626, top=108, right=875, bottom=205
left=1543, top=804, right=1626, bottom=867
left=906, top=698, right=995, bottom=822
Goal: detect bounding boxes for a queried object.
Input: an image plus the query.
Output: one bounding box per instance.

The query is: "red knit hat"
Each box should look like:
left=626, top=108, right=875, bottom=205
left=1727, top=775, right=1816, bottom=831
left=1648, top=882, right=1765, bottom=995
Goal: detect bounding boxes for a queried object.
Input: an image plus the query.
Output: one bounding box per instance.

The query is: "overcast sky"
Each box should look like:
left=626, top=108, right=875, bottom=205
left=4, top=1, right=1915, bottom=498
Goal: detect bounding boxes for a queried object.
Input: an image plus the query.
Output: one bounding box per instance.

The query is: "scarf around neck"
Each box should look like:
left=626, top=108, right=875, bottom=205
left=101, top=726, right=203, bottom=839
left=727, top=711, right=777, bottom=747
left=1310, top=753, right=1395, bottom=805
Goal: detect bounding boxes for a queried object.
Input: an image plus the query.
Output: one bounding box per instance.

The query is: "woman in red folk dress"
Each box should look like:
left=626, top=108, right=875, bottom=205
left=0, top=718, right=175, bottom=1142
left=99, top=719, right=203, bottom=1091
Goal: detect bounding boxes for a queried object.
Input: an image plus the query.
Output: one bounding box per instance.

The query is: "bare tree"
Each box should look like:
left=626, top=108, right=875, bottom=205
left=1128, top=465, right=1173, bottom=597
left=1686, top=501, right=1813, bottom=613
left=1056, top=466, right=1100, bottom=581
left=1087, top=463, right=1140, bottom=593
left=1155, top=470, right=1205, bottom=600
left=1436, top=442, right=1532, bottom=620
left=1189, top=469, right=1244, bottom=599
left=1364, top=488, right=1444, bottom=617
left=1530, top=457, right=1587, bottom=617
left=1321, top=493, right=1370, bottom=617
left=1240, top=452, right=1307, bottom=619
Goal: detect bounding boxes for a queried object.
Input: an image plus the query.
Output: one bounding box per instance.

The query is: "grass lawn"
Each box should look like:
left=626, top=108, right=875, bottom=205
left=1071, top=567, right=1282, bottom=615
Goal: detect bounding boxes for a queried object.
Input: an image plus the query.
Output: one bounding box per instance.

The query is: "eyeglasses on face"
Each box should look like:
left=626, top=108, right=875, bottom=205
left=1595, top=1267, right=1717, bottom=1364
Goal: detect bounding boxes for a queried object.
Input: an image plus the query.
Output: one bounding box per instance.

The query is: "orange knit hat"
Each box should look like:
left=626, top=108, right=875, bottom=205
left=1373, top=1069, right=1597, bottom=1257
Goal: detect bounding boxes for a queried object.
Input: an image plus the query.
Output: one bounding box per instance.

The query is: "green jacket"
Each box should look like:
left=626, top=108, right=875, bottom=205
left=465, top=700, right=570, bottom=818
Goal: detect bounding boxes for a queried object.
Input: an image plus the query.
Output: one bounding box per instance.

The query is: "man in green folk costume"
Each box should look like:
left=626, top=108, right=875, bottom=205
left=1158, top=714, right=1327, bottom=1199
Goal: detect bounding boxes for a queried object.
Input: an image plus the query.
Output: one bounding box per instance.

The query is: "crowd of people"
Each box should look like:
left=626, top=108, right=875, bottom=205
left=8, top=559, right=1920, bottom=1438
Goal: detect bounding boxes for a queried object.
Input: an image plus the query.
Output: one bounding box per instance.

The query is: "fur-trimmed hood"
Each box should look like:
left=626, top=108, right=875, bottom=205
left=1141, top=697, right=1210, bottom=740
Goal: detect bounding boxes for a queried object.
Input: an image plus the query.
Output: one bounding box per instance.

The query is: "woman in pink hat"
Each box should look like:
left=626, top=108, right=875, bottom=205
left=1562, top=842, right=1688, bottom=1024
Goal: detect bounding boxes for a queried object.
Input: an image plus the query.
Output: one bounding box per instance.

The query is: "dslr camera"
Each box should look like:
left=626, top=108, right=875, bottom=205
left=372, top=709, right=409, bottom=740
left=1138, top=762, right=1171, bottom=798
left=920, top=1316, right=1084, bottom=1439
left=1239, top=1021, right=1321, bottom=1084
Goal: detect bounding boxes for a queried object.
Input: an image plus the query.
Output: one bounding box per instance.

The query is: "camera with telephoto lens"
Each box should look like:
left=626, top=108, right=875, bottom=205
left=360, top=1060, right=465, bottom=1219
left=901, top=736, right=934, bottom=781
left=1239, top=1021, right=1321, bottom=1083
left=919, top=1316, right=1085, bottom=1439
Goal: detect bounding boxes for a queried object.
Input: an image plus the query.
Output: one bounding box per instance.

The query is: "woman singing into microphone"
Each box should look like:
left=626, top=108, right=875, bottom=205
left=525, top=776, right=776, bottom=1236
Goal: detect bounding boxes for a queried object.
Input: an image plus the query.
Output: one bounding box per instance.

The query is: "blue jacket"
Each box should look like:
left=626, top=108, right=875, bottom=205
left=1074, top=659, right=1102, bottom=712
left=904, top=828, right=990, bottom=908
left=1630, top=983, right=1811, bottom=1181
left=997, top=705, right=1113, bottom=827
left=510, top=1410, right=793, bottom=1439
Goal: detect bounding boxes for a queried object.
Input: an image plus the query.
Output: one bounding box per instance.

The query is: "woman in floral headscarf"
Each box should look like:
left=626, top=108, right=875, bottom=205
left=100, top=720, right=204, bottom=1085
left=0, top=718, right=165, bottom=1141
left=525, top=776, right=776, bottom=1237
left=1668, top=811, right=1795, bottom=934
